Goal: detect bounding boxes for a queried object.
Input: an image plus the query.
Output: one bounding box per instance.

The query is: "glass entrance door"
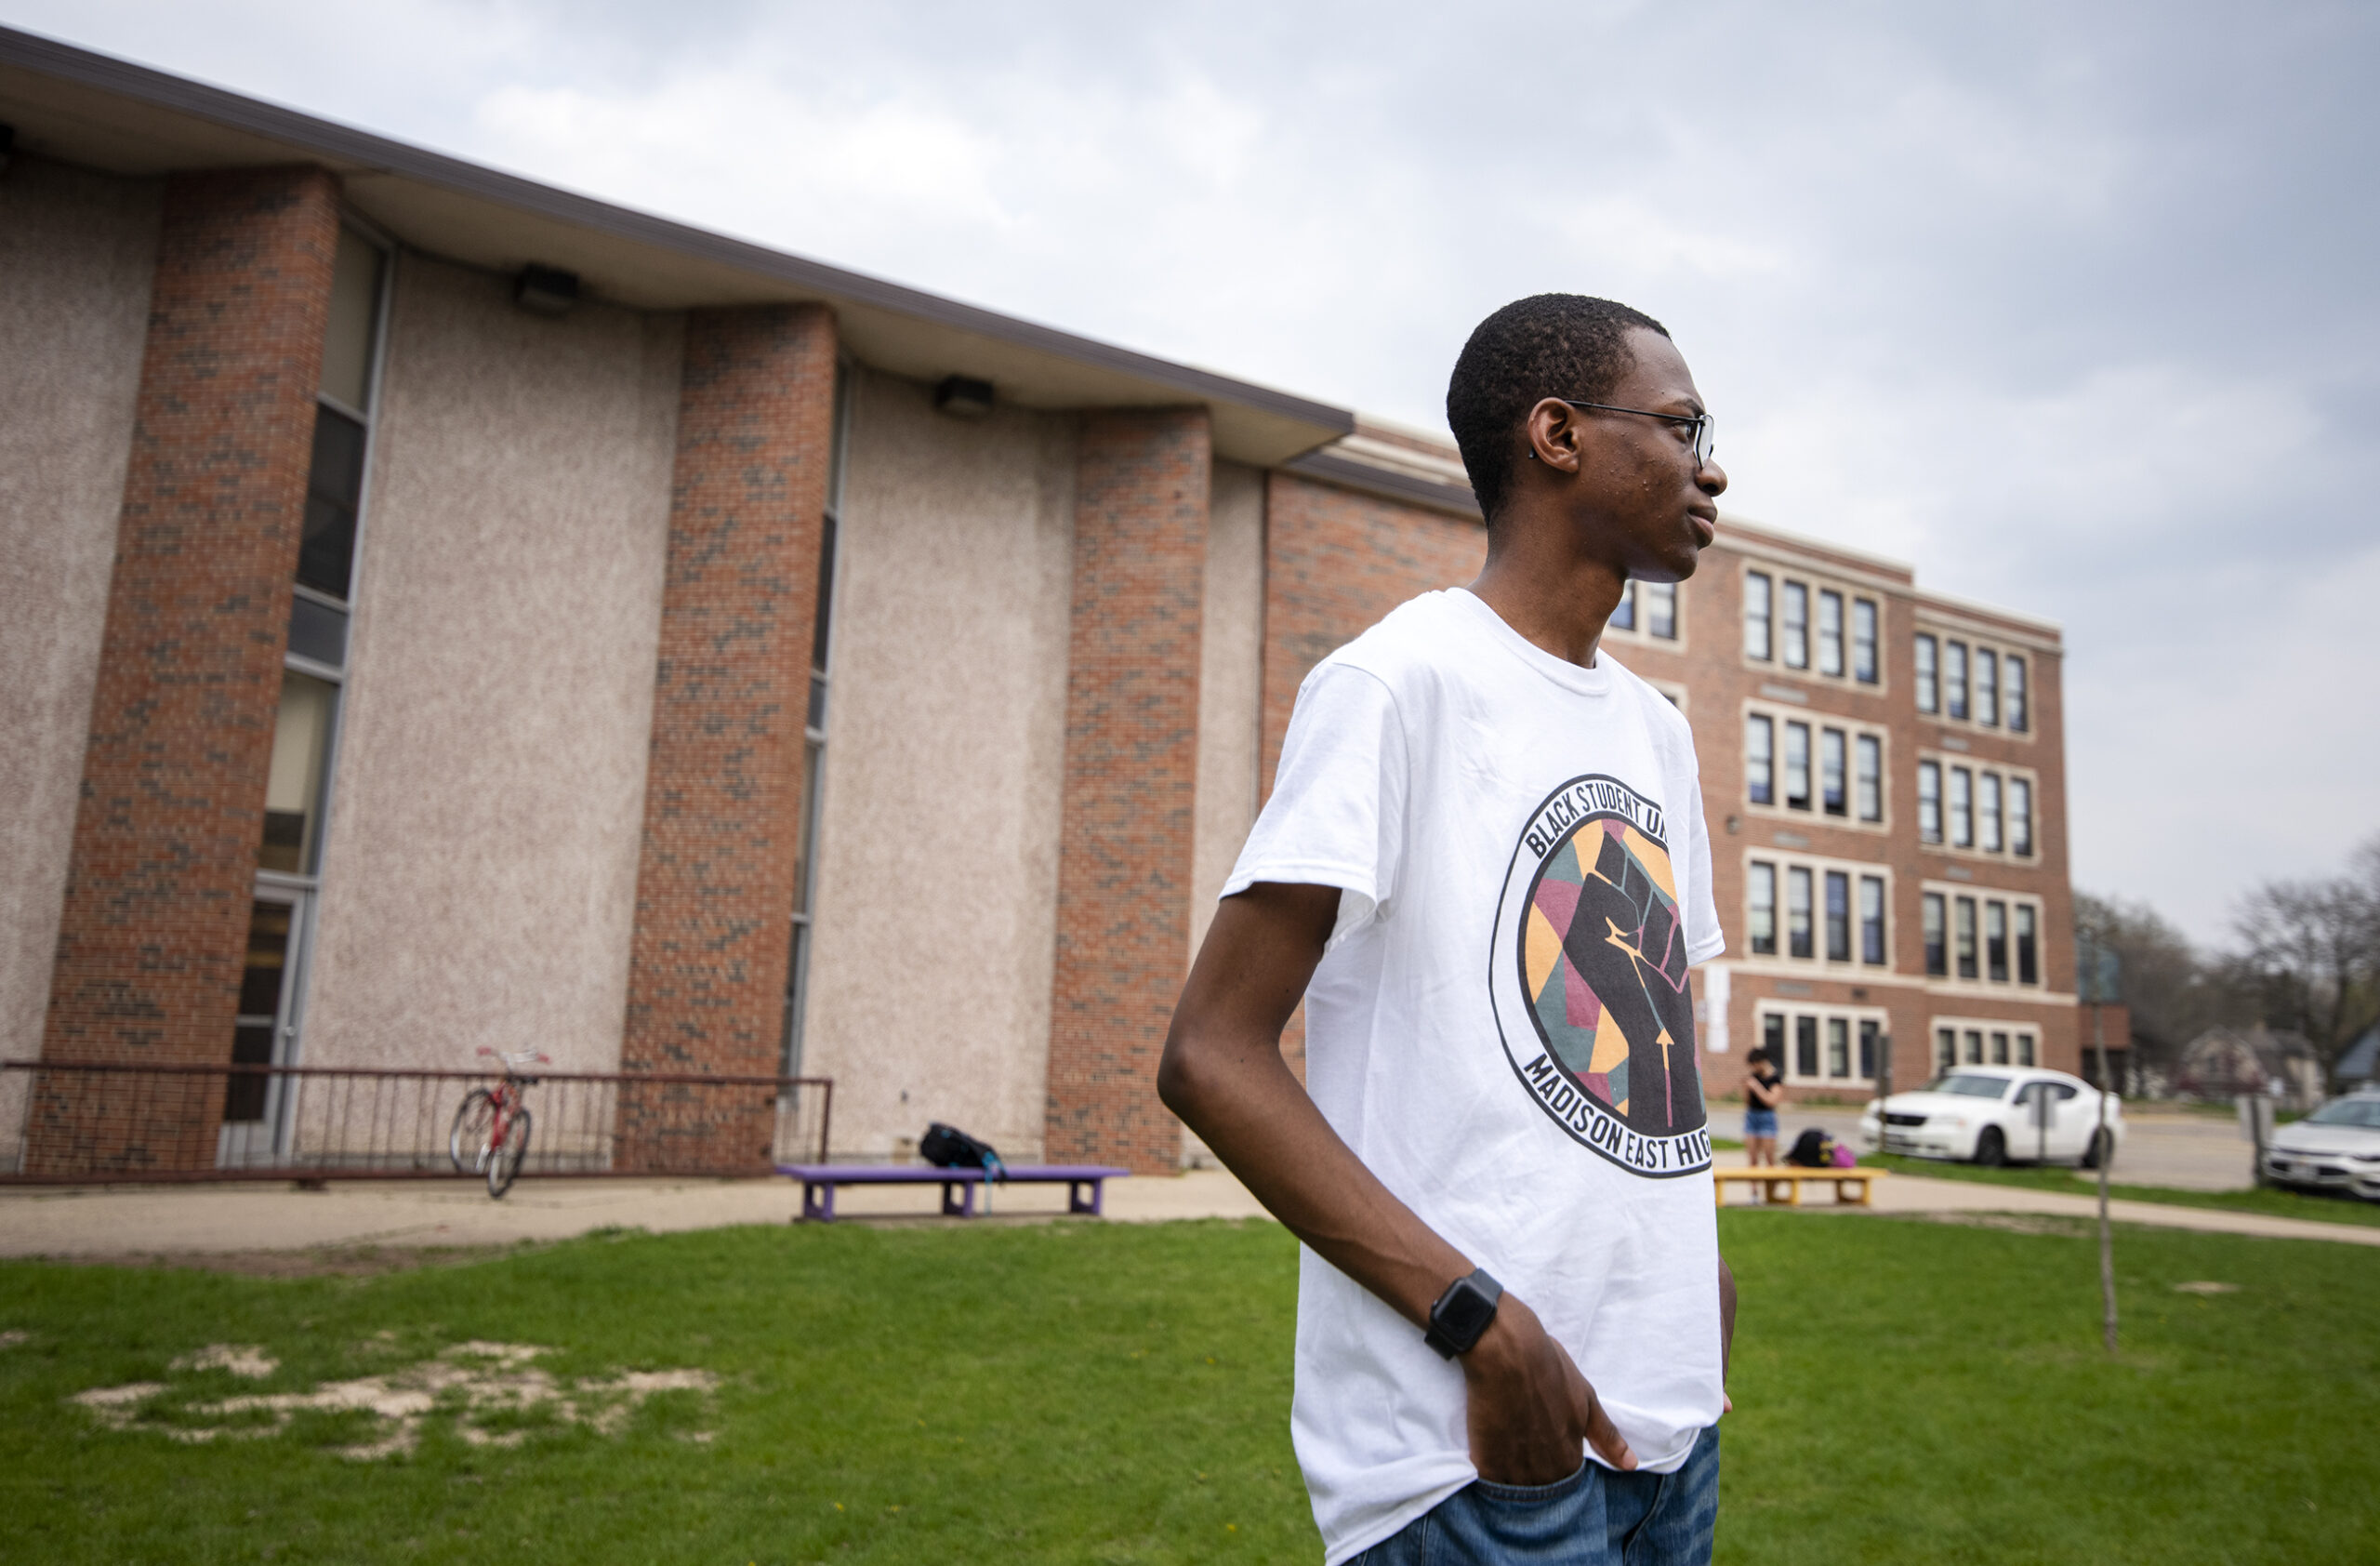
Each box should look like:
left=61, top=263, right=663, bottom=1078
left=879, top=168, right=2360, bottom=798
left=219, top=889, right=305, bottom=1168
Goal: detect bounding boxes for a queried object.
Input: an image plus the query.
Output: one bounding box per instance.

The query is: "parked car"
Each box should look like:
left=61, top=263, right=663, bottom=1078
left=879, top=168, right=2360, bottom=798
left=1858, top=1068, right=2123, bottom=1168
left=2264, top=1089, right=2380, bottom=1196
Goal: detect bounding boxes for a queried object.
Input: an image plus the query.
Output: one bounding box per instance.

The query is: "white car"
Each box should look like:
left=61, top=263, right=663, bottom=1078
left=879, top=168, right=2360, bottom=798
left=2264, top=1090, right=2380, bottom=1197
left=1858, top=1068, right=2124, bottom=1168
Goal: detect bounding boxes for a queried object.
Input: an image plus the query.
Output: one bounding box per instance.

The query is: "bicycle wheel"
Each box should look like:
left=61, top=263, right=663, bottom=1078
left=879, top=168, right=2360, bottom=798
left=450, top=1090, right=496, bottom=1173
left=487, top=1107, right=534, bottom=1199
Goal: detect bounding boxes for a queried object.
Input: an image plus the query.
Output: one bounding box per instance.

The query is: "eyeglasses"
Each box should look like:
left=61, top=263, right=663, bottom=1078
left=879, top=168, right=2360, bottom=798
left=1560, top=399, right=1716, bottom=470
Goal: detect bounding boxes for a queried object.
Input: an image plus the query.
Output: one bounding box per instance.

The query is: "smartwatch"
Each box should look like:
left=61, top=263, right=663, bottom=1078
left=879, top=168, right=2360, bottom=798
left=1423, top=1267, right=1503, bottom=1359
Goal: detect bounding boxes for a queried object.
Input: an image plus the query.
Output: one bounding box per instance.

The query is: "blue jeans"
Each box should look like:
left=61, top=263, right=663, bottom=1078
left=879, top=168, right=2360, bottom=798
left=1352, top=1425, right=1719, bottom=1566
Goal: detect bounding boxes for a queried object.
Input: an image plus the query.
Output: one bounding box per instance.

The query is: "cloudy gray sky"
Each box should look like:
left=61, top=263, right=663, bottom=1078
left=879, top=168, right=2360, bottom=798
left=13, top=0, right=2376, bottom=944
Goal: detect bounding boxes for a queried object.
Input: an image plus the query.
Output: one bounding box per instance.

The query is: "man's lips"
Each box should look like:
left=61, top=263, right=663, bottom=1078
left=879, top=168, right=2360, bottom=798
left=1689, top=512, right=1718, bottom=548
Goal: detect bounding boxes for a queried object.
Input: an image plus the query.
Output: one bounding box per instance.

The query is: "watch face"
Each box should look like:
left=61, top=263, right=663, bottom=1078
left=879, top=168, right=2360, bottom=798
left=1443, top=1281, right=1497, bottom=1346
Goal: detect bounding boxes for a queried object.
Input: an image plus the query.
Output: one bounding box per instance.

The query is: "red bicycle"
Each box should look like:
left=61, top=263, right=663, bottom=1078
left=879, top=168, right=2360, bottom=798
left=449, top=1048, right=549, bottom=1198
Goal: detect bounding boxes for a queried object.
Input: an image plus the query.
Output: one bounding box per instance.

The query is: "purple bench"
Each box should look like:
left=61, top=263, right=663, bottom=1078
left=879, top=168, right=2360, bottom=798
left=779, top=1163, right=1130, bottom=1222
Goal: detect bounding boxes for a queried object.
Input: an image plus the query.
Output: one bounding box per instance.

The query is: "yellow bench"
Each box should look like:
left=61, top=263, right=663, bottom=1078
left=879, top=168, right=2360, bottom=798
left=1714, top=1167, right=1891, bottom=1208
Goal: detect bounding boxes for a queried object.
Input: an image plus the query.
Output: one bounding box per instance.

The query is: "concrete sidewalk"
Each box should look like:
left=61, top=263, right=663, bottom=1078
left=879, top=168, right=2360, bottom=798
left=0, top=1160, right=2373, bottom=1260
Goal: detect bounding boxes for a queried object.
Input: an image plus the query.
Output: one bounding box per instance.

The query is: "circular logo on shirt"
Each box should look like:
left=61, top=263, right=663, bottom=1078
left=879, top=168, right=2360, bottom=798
left=1488, top=775, right=1711, bottom=1177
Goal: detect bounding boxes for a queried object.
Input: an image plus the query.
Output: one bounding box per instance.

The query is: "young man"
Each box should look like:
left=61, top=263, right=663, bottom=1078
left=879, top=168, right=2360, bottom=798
left=1157, top=294, right=1735, bottom=1565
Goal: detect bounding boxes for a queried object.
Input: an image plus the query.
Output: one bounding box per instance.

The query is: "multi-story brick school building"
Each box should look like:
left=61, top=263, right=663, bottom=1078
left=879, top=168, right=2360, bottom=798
left=0, top=28, right=2078, bottom=1179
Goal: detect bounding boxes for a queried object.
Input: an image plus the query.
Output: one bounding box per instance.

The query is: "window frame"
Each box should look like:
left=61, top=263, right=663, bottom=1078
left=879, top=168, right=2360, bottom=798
left=1780, top=580, right=1809, bottom=670
left=1764, top=1001, right=1892, bottom=1086
left=1852, top=597, right=1879, bottom=683
left=1744, top=570, right=1773, bottom=661
left=1923, top=882, right=2049, bottom=991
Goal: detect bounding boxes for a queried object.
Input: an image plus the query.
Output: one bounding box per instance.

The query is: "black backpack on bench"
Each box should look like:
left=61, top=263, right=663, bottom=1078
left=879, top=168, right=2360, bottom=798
left=920, top=1121, right=1008, bottom=1182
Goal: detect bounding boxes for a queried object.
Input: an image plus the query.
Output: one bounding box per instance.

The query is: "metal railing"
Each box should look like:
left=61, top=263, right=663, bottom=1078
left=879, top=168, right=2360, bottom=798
left=0, top=1061, right=830, bottom=1185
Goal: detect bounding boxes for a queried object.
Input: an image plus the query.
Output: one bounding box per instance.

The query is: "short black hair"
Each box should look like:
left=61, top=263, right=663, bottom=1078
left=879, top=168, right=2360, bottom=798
left=1446, top=294, right=1670, bottom=524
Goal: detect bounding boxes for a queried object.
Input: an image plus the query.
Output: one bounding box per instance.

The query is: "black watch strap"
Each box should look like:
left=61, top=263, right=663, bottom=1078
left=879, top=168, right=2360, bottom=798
left=1423, top=1267, right=1503, bottom=1359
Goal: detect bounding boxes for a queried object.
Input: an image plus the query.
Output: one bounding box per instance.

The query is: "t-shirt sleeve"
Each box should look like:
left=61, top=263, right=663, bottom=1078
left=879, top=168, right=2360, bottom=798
left=1673, top=715, right=1726, bottom=966
left=1222, top=661, right=1408, bottom=945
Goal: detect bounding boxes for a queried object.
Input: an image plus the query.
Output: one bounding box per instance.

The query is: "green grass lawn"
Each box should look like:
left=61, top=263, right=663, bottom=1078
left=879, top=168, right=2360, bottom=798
left=1863, top=1152, right=2380, bottom=1228
left=2, top=1214, right=2373, bottom=1564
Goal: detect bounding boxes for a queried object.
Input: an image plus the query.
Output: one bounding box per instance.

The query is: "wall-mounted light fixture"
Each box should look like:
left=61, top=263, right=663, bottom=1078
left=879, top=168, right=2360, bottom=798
left=513, top=264, right=579, bottom=317
left=933, top=375, right=994, bottom=418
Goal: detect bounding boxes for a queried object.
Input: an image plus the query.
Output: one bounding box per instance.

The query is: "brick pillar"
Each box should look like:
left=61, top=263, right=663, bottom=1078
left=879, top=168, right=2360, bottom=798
left=1044, top=409, right=1211, bottom=1174
left=33, top=167, right=340, bottom=1175
left=617, top=304, right=837, bottom=1173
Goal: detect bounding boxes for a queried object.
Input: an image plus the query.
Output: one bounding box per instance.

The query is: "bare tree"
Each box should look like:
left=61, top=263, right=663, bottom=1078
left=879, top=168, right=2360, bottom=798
left=2229, top=833, right=2380, bottom=1093
left=2072, top=891, right=2250, bottom=1079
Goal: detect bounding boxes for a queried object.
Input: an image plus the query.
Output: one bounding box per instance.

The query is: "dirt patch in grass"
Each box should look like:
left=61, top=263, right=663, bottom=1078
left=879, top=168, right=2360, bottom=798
left=36, top=1244, right=549, bottom=1280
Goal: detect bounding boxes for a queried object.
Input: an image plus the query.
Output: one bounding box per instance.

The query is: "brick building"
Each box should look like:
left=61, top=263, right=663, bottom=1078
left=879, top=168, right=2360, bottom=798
left=0, top=31, right=2075, bottom=1178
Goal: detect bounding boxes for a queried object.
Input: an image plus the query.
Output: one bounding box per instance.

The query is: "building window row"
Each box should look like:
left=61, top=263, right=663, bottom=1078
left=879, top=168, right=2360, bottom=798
left=1916, top=760, right=2033, bottom=856
left=1747, top=857, right=1889, bottom=966
left=1609, top=578, right=1679, bottom=642
left=1914, top=630, right=2029, bottom=732
left=1763, top=1007, right=1887, bottom=1085
left=1745, top=570, right=1878, bottom=684
left=1934, top=1021, right=2040, bottom=1071
left=1746, top=711, right=1884, bottom=822
left=1921, top=891, right=2043, bottom=986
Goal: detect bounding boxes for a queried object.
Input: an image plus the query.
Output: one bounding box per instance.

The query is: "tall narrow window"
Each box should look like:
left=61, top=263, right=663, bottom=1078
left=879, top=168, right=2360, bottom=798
left=1977, top=772, right=2003, bottom=854
left=1856, top=735, right=1883, bottom=822
left=1859, top=1018, right=1880, bottom=1080
left=1788, top=867, right=1814, bottom=959
left=1914, top=634, right=1938, bottom=714
left=2017, top=1033, right=2036, bottom=1068
left=1796, top=1015, right=1820, bottom=1078
left=1859, top=876, right=1886, bottom=965
left=1853, top=599, right=1878, bottom=683
left=1748, top=862, right=1778, bottom=955
left=2016, top=904, right=2039, bottom=985
left=1827, top=1017, right=1850, bottom=1078
left=1954, top=896, right=1978, bottom=980
left=1784, top=722, right=1811, bottom=811
left=1781, top=581, right=1809, bottom=670
left=240, top=225, right=388, bottom=1143
left=1948, top=766, right=1974, bottom=848
left=781, top=365, right=852, bottom=1077
left=1936, top=1026, right=1957, bottom=1073
left=1746, top=714, right=1774, bottom=805
left=1644, top=580, right=1677, bottom=640
left=1922, top=893, right=1946, bottom=975
left=1818, top=590, right=1844, bottom=677
left=1964, top=1028, right=1984, bottom=1065
left=1986, top=901, right=2009, bottom=982
left=1610, top=580, right=1636, bottom=631
left=2006, top=655, right=2029, bottom=732
left=1944, top=640, right=1970, bottom=721
left=1744, top=571, right=1772, bottom=660
left=1820, top=727, right=1847, bottom=816
left=1825, top=870, right=1850, bottom=962
left=260, top=672, right=337, bottom=874
left=1975, top=648, right=1999, bottom=726
left=1765, top=1013, right=1787, bottom=1068
left=1918, top=761, right=1942, bottom=843
left=2009, top=777, right=2033, bottom=856
left=1990, top=1030, right=2011, bottom=1066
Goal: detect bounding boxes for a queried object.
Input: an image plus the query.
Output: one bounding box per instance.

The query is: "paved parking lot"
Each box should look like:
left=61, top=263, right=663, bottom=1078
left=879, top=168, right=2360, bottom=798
left=1743, top=1103, right=2259, bottom=1190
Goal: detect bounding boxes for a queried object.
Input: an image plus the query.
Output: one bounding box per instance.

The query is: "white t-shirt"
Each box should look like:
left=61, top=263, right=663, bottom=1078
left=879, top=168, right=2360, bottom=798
left=1223, top=588, right=1726, bottom=1565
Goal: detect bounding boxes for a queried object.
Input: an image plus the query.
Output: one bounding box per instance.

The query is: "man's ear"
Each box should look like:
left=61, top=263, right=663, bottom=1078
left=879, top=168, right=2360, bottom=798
left=1524, top=397, right=1585, bottom=475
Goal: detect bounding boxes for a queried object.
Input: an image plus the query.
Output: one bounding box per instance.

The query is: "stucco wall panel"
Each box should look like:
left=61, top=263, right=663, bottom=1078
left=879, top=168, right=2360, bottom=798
left=800, top=370, right=1074, bottom=1161
left=1189, top=460, right=1265, bottom=955
left=0, top=159, right=159, bottom=1159
left=299, top=256, right=680, bottom=1078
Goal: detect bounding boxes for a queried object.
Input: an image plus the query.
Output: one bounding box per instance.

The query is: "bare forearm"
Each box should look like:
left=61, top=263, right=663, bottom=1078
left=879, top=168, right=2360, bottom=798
left=1718, top=1254, right=1736, bottom=1379
left=1164, top=1026, right=1469, bottom=1325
